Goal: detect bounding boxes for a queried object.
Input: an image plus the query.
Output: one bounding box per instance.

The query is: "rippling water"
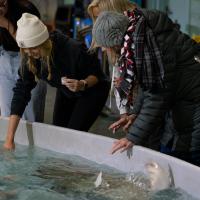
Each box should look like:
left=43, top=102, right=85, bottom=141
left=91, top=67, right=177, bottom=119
left=0, top=143, right=198, bottom=200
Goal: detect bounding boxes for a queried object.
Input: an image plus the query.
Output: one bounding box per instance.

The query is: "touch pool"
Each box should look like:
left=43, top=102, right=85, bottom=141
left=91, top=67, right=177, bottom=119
left=0, top=118, right=200, bottom=199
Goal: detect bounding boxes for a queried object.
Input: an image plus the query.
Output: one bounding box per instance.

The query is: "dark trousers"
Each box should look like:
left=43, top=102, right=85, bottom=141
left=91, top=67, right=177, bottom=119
left=53, top=81, right=110, bottom=131
left=170, top=151, right=200, bottom=167
left=161, top=144, right=200, bottom=167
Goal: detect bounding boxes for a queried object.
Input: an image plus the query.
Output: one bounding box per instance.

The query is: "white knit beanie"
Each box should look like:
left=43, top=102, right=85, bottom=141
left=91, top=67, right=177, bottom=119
left=16, top=13, right=49, bottom=48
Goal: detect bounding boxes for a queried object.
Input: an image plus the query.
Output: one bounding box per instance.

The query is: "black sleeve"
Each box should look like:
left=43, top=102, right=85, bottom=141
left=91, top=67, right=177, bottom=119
left=10, top=62, right=37, bottom=117
left=126, top=88, right=169, bottom=144
left=130, top=87, right=144, bottom=115
left=23, top=1, right=40, bottom=18
left=77, top=44, right=106, bottom=81
left=126, top=54, right=176, bottom=145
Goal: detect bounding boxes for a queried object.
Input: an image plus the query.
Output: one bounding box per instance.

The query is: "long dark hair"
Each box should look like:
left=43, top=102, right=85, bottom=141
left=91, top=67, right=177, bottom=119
left=6, top=0, right=40, bottom=31
left=0, top=0, right=40, bottom=50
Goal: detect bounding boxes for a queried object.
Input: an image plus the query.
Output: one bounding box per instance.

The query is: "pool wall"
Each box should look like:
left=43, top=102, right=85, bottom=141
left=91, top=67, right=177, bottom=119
left=0, top=117, right=200, bottom=198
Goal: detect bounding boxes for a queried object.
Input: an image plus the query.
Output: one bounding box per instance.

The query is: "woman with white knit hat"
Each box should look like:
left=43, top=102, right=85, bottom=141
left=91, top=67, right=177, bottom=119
left=0, top=0, right=47, bottom=122
left=3, top=13, right=110, bottom=150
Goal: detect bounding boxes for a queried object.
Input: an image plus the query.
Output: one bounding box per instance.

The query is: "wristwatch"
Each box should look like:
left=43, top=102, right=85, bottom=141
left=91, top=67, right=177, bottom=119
left=80, top=79, right=88, bottom=91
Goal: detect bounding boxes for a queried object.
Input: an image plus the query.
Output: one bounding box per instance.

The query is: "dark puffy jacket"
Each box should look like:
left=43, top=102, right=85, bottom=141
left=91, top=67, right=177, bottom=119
left=127, top=9, right=200, bottom=152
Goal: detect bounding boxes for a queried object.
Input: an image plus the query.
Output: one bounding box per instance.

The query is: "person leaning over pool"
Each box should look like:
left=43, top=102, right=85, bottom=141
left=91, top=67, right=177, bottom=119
left=92, top=11, right=200, bottom=166
left=3, top=13, right=110, bottom=150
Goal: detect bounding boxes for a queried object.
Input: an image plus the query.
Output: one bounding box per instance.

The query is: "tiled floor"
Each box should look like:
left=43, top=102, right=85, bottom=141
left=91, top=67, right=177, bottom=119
left=43, top=85, right=125, bottom=140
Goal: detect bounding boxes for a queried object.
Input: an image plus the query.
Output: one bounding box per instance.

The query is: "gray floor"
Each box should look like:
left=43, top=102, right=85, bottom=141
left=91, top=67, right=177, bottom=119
left=43, top=85, right=125, bottom=139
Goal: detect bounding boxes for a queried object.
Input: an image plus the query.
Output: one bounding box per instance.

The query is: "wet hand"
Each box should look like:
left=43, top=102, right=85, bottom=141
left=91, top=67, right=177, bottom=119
left=3, top=141, right=15, bottom=150
left=110, top=138, right=134, bottom=154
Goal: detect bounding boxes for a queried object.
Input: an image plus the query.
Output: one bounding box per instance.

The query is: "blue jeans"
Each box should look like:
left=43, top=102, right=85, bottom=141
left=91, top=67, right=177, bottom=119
left=0, top=46, right=47, bottom=122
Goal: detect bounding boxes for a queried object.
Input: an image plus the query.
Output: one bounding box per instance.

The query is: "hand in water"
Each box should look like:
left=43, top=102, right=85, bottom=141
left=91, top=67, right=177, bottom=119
left=3, top=141, right=15, bottom=150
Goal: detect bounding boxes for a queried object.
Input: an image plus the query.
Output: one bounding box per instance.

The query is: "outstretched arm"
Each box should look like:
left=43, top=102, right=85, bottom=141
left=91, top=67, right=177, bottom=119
left=3, top=62, right=37, bottom=150
left=3, top=115, right=20, bottom=150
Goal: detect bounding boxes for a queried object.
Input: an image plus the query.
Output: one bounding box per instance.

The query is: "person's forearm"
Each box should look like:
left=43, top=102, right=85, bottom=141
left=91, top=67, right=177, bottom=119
left=127, top=89, right=168, bottom=145
left=5, top=115, right=20, bottom=143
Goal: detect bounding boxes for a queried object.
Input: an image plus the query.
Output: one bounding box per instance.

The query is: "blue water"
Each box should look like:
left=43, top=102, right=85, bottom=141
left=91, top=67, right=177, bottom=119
left=0, top=143, right=198, bottom=200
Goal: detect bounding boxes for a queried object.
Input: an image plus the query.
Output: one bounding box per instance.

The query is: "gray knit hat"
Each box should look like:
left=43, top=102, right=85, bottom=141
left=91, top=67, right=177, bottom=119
left=92, top=11, right=129, bottom=47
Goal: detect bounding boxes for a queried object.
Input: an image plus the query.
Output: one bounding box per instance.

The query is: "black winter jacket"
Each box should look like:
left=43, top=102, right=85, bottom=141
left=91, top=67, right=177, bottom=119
left=127, top=9, right=200, bottom=152
left=11, top=31, right=108, bottom=117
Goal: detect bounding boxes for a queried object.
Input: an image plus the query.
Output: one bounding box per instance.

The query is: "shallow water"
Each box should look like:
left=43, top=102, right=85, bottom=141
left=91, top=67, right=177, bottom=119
left=0, top=143, right=198, bottom=200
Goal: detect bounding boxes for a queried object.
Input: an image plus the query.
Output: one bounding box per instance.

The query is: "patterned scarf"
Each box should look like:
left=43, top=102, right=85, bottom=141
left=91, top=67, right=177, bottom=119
left=116, top=9, right=165, bottom=107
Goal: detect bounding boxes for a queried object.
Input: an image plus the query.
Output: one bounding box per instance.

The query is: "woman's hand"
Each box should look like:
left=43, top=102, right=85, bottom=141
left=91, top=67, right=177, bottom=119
left=3, top=141, right=15, bottom=150
left=109, top=114, right=129, bottom=133
left=3, top=115, right=20, bottom=151
left=110, top=138, right=134, bottom=154
left=61, top=77, right=85, bottom=92
left=108, top=114, right=137, bottom=133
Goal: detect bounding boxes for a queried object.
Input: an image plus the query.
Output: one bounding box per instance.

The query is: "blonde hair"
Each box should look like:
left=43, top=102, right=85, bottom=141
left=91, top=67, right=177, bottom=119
left=107, top=47, right=121, bottom=65
left=88, top=0, right=136, bottom=51
left=88, top=0, right=136, bottom=21
left=20, top=39, right=53, bottom=81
